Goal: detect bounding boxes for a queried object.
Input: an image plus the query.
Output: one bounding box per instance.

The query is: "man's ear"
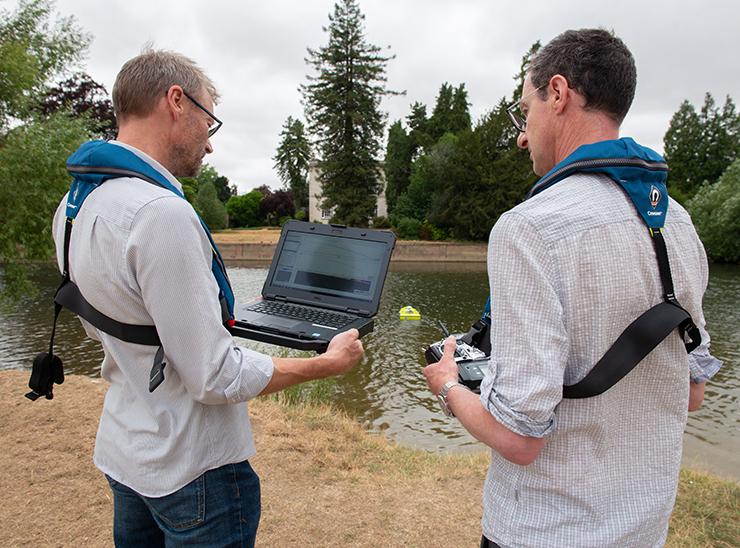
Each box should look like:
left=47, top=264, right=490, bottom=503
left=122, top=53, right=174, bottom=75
left=164, top=85, right=186, bottom=121
left=549, top=74, right=571, bottom=115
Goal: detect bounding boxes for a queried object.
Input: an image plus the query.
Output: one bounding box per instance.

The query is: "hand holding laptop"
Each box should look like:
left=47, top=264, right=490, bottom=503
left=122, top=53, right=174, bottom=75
left=320, top=328, right=364, bottom=376
left=258, top=328, right=364, bottom=395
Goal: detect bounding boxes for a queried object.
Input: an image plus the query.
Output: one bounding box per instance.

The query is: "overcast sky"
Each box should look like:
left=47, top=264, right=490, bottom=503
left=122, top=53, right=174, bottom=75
left=50, top=0, right=740, bottom=193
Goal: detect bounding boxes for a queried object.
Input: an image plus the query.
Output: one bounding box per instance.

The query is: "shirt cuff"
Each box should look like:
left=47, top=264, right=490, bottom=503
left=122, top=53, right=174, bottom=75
left=688, top=347, right=722, bottom=383
left=478, top=374, right=556, bottom=438
left=224, top=347, right=275, bottom=403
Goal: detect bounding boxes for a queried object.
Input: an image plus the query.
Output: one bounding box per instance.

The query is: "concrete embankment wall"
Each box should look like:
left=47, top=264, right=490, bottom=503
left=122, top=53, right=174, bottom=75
left=217, top=240, right=487, bottom=263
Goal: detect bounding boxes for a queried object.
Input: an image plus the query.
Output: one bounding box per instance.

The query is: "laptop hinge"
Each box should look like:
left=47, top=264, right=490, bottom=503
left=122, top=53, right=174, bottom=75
left=273, top=295, right=288, bottom=301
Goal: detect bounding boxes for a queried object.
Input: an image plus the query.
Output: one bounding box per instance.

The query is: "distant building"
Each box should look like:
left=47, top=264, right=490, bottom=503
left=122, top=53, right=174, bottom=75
left=308, top=160, right=388, bottom=224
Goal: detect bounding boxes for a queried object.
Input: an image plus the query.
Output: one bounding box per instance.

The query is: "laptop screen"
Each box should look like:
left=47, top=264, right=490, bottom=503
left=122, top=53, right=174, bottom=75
left=268, top=229, right=388, bottom=303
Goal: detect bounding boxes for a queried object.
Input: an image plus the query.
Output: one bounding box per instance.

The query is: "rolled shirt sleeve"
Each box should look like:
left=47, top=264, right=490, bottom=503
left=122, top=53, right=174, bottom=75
left=479, top=212, right=567, bottom=438
left=127, top=195, right=273, bottom=404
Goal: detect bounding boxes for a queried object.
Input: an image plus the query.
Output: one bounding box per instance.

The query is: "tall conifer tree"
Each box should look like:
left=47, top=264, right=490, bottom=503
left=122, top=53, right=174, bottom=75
left=302, top=0, right=398, bottom=226
left=273, top=116, right=311, bottom=212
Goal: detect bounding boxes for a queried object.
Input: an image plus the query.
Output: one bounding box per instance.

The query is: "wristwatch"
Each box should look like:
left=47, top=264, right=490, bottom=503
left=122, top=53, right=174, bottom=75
left=436, top=380, right=467, bottom=417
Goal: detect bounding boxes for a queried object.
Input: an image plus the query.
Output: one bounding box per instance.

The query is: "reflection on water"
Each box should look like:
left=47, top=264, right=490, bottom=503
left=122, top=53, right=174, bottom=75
left=2, top=262, right=738, bottom=478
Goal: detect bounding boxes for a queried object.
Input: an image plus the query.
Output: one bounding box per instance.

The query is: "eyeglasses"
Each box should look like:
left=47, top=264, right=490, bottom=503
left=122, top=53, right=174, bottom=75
left=182, top=89, right=223, bottom=137
left=506, top=84, right=546, bottom=133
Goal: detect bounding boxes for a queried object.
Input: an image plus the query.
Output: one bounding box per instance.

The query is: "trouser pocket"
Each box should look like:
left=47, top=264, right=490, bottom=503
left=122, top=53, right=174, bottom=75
left=144, top=474, right=206, bottom=531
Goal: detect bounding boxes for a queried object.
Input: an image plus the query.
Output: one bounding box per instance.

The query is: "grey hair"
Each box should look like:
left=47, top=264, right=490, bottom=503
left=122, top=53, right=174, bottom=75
left=529, top=28, right=636, bottom=124
left=112, top=46, right=219, bottom=121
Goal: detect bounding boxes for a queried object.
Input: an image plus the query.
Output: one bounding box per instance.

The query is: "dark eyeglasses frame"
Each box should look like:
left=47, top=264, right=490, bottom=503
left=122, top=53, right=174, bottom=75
left=506, top=84, right=547, bottom=133
left=182, top=89, right=223, bottom=137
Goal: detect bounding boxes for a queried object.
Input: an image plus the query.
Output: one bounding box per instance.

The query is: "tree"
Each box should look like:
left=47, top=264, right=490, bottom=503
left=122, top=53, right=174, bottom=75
left=226, top=191, right=263, bottom=228
left=0, top=0, right=91, bottom=301
left=0, top=0, right=90, bottom=128
left=428, top=83, right=454, bottom=142
left=37, top=72, right=116, bottom=139
left=213, top=175, right=236, bottom=204
left=179, top=164, right=234, bottom=206
left=383, top=120, right=411, bottom=213
left=664, top=93, right=740, bottom=204
left=260, top=189, right=295, bottom=226
left=195, top=181, right=227, bottom=230
left=407, top=101, right=432, bottom=154
left=390, top=42, right=539, bottom=240
left=273, top=116, right=311, bottom=212
left=450, top=84, right=472, bottom=134
left=302, top=0, right=399, bottom=226
left=0, top=113, right=89, bottom=302
left=687, top=159, right=740, bottom=263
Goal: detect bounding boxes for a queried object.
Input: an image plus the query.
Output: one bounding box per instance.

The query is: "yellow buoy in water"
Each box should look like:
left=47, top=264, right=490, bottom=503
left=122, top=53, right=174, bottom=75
left=399, top=305, right=421, bottom=321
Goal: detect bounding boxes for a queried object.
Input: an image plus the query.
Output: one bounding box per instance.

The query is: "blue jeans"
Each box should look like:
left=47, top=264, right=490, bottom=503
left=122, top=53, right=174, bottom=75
left=106, top=460, right=260, bottom=547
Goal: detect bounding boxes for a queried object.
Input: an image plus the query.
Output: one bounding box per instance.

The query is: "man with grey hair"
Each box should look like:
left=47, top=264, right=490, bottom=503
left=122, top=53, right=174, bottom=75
left=424, top=29, right=721, bottom=547
left=52, top=49, right=364, bottom=546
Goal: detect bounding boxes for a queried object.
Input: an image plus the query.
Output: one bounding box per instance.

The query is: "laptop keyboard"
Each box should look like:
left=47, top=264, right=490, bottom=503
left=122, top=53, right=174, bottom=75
left=247, top=301, right=354, bottom=329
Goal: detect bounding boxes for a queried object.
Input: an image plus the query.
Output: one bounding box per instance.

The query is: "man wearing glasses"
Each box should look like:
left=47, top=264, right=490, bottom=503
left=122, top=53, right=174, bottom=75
left=424, top=29, right=720, bottom=547
left=52, top=49, right=364, bottom=546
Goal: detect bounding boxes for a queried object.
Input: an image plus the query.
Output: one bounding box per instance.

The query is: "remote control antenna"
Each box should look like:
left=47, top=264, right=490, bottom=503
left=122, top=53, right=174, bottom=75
left=437, top=320, right=450, bottom=338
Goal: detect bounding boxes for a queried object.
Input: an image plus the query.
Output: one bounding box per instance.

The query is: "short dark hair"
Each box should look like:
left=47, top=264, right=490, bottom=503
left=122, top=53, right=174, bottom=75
left=530, top=28, right=636, bottom=124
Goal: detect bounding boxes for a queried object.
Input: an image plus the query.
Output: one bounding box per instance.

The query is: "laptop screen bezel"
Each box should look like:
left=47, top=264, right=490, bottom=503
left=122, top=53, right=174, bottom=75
left=260, top=220, right=396, bottom=316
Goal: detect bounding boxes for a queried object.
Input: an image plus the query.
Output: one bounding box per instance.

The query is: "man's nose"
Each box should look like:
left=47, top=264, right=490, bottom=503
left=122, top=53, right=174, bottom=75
left=517, top=131, right=528, bottom=150
left=205, top=140, right=213, bottom=154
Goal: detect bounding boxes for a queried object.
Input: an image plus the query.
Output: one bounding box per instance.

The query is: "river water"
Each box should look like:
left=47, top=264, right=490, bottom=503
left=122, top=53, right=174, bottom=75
left=1, top=262, right=738, bottom=479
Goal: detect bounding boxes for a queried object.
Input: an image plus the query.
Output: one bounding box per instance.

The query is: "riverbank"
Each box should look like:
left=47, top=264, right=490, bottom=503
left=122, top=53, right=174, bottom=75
left=2, top=371, right=737, bottom=547
left=212, top=228, right=488, bottom=263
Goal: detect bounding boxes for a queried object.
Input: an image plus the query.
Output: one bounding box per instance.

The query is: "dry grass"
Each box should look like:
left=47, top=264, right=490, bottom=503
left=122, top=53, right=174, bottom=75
left=1, top=370, right=736, bottom=547
left=211, top=228, right=282, bottom=244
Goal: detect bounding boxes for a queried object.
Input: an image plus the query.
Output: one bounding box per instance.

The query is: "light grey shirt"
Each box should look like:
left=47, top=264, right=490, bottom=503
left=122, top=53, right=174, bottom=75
left=52, top=141, right=274, bottom=497
left=479, top=173, right=721, bottom=547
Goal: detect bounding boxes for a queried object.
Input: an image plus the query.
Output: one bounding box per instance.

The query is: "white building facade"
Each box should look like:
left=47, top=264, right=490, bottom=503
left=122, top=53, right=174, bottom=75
left=308, top=160, right=388, bottom=224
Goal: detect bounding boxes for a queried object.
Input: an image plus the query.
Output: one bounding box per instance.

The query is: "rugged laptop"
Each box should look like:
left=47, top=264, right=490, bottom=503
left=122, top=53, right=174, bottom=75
left=231, top=220, right=396, bottom=352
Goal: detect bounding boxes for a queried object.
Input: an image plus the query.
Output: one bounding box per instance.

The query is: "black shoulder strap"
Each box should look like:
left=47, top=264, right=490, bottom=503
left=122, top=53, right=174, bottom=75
left=27, top=215, right=164, bottom=401
left=563, top=227, right=701, bottom=398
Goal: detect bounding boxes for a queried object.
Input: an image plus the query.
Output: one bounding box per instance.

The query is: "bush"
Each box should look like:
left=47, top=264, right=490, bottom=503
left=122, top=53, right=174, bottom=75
left=260, top=189, right=295, bottom=226
left=371, top=216, right=391, bottom=228
left=418, top=221, right=447, bottom=241
left=196, top=181, right=227, bottom=229
left=226, top=191, right=263, bottom=228
left=395, top=217, right=421, bottom=240
left=687, top=159, right=740, bottom=263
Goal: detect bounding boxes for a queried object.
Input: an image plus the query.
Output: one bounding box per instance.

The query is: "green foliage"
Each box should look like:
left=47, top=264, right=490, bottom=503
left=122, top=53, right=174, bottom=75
left=0, top=112, right=89, bottom=300
left=396, top=217, right=421, bottom=240
left=195, top=181, right=227, bottom=230
left=664, top=94, right=740, bottom=204
left=388, top=42, right=541, bottom=241
left=213, top=175, right=236, bottom=204
left=687, top=159, right=740, bottom=263
left=383, top=120, right=412, bottom=213
left=0, top=0, right=91, bottom=301
left=0, top=0, right=90, bottom=129
left=419, top=221, right=447, bottom=241
left=179, top=163, right=234, bottom=207
left=428, top=83, right=471, bottom=142
left=371, top=215, right=391, bottom=229
left=273, top=116, right=311, bottom=212
left=302, top=0, right=399, bottom=227
left=226, top=191, right=263, bottom=228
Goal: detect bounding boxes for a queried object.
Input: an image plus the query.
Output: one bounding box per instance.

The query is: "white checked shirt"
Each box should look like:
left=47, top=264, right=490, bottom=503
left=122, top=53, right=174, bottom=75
left=479, top=173, right=721, bottom=547
left=53, top=141, right=274, bottom=497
